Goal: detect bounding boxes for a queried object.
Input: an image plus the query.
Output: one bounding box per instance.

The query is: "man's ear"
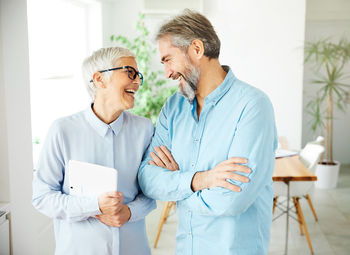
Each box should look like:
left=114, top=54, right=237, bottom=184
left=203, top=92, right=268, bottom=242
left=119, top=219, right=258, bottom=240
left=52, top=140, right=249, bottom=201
left=92, top=72, right=106, bottom=89
left=189, top=39, right=204, bottom=60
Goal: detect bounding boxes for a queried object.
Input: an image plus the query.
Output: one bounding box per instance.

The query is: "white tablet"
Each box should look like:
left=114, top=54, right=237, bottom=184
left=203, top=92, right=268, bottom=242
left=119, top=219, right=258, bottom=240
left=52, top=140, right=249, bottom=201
left=68, top=160, right=118, bottom=197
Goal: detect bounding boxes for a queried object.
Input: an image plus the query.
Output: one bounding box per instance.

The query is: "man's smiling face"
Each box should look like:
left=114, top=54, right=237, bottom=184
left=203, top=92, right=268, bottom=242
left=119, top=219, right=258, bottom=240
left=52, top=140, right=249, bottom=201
left=158, top=36, right=200, bottom=102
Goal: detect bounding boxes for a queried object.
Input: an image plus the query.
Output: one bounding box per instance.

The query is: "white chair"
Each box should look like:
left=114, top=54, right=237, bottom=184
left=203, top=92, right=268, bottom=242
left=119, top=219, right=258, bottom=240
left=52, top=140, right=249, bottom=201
left=273, top=137, right=324, bottom=221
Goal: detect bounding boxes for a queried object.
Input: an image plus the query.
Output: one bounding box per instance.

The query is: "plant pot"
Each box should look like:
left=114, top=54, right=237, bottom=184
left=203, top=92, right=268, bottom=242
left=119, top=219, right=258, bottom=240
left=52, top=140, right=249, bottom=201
left=315, top=161, right=340, bottom=189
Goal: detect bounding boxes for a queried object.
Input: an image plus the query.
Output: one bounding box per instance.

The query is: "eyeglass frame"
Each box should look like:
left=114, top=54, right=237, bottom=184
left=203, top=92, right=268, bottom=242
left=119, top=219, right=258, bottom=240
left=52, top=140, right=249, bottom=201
left=89, top=65, right=143, bottom=86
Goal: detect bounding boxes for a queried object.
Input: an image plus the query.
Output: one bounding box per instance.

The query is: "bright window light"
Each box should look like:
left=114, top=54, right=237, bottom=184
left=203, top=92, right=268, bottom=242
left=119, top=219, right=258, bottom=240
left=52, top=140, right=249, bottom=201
left=27, top=0, right=102, bottom=167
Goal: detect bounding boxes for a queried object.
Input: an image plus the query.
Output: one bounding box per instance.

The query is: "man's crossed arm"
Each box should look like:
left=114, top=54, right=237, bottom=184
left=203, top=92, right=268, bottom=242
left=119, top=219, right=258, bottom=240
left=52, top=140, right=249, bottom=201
left=149, top=145, right=251, bottom=193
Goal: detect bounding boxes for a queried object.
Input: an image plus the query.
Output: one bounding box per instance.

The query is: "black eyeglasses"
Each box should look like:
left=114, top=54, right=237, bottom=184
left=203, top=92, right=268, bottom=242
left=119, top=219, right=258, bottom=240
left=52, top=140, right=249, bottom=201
left=90, top=65, right=143, bottom=86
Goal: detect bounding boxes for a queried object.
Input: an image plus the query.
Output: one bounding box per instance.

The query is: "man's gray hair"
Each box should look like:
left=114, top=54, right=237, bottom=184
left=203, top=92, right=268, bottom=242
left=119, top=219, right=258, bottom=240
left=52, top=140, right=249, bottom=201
left=82, top=47, right=135, bottom=100
left=156, top=9, right=221, bottom=59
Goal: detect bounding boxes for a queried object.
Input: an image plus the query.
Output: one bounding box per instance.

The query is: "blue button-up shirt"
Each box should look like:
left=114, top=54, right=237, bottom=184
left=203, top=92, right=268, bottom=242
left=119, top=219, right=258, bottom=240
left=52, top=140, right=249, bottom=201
left=32, top=106, right=156, bottom=255
left=138, top=66, right=277, bottom=255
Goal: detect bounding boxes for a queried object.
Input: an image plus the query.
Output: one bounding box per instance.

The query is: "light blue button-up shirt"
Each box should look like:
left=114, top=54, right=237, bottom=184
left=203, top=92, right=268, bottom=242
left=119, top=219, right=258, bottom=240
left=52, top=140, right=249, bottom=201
left=32, top=106, right=156, bottom=255
left=138, top=66, right=277, bottom=255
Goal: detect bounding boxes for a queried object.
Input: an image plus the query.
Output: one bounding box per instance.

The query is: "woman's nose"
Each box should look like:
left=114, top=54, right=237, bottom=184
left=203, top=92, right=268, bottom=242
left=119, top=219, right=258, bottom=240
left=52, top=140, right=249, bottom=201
left=134, top=75, right=142, bottom=86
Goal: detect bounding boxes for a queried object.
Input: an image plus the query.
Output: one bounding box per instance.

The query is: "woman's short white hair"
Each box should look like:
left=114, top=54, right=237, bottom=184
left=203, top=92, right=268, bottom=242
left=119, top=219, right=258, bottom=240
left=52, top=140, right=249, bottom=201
left=82, top=47, right=136, bottom=101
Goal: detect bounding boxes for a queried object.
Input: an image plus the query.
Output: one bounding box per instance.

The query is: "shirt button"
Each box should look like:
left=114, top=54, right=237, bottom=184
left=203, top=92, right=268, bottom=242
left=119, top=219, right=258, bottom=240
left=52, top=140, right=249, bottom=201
left=188, top=232, right=191, bottom=236
left=191, top=164, right=194, bottom=167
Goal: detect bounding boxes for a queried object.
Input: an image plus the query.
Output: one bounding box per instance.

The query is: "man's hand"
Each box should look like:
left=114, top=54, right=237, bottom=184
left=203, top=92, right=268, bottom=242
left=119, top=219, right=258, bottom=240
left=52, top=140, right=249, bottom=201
left=149, top=145, right=179, bottom=171
left=98, top=191, right=124, bottom=216
left=96, top=204, right=131, bottom=227
left=191, top=157, right=251, bottom=192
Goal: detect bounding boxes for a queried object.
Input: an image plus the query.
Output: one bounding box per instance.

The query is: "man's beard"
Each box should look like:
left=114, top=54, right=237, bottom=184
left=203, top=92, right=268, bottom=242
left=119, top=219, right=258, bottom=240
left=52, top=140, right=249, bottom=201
left=179, top=60, right=200, bottom=102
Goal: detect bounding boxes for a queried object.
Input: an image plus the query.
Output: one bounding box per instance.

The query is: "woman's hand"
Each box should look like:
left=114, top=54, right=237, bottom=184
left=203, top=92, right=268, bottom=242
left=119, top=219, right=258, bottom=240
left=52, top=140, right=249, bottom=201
left=98, top=191, right=124, bottom=215
left=96, top=204, right=131, bottom=227
left=149, top=145, right=179, bottom=171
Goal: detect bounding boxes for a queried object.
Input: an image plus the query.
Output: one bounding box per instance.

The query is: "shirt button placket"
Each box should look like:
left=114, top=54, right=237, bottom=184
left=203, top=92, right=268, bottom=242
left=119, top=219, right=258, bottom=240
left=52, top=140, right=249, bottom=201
left=108, top=127, right=119, bottom=251
left=187, top=210, right=193, bottom=254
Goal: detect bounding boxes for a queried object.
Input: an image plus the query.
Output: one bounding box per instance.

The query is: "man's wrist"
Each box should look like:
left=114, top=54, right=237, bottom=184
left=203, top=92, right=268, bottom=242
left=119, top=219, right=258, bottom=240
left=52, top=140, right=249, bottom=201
left=191, top=171, right=209, bottom=192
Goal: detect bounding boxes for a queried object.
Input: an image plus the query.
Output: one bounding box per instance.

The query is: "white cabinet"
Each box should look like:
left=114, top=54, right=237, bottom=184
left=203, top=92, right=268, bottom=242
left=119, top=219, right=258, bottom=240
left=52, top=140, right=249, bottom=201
left=0, top=203, right=10, bottom=255
left=0, top=218, right=10, bottom=255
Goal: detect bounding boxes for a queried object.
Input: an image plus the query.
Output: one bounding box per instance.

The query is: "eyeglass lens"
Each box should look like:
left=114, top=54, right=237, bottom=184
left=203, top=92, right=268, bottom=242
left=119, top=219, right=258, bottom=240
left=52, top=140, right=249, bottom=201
left=126, top=66, right=143, bottom=85
left=126, top=67, right=137, bottom=79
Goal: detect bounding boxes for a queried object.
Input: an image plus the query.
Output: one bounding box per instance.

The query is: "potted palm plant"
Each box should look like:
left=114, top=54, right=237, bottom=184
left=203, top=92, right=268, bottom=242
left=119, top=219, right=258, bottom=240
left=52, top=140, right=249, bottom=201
left=304, top=38, right=350, bottom=189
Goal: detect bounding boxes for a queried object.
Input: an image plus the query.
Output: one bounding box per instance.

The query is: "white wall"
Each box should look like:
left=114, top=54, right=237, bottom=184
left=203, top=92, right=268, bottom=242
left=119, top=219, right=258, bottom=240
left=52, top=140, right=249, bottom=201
left=102, top=0, right=143, bottom=47
left=0, top=0, right=10, bottom=203
left=0, top=0, right=54, bottom=254
left=204, top=0, right=306, bottom=150
left=302, top=0, right=350, bottom=164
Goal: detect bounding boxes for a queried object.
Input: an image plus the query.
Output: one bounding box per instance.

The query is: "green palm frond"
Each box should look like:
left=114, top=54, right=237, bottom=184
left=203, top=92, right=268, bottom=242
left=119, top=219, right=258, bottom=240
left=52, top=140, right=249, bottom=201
left=306, top=97, right=325, bottom=133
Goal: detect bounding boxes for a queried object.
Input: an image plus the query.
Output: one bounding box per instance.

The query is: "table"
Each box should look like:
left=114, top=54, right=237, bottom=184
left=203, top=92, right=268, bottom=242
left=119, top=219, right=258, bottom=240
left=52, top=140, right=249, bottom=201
left=273, top=156, right=317, bottom=255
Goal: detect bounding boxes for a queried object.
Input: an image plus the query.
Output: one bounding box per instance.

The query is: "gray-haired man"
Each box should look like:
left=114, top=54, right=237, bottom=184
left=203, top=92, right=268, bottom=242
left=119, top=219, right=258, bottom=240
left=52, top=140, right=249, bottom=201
left=138, top=9, right=277, bottom=255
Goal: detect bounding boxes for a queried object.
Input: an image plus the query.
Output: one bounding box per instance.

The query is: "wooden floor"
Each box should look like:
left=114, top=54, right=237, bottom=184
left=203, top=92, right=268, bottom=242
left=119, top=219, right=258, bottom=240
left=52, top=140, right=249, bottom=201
left=146, top=164, right=350, bottom=255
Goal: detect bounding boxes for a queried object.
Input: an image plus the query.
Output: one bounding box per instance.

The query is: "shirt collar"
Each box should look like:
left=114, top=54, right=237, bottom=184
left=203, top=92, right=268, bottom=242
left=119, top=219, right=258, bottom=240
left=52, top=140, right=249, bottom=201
left=84, top=104, right=124, bottom=138
left=204, top=65, right=236, bottom=106
left=186, top=65, right=236, bottom=117
left=185, top=65, right=236, bottom=107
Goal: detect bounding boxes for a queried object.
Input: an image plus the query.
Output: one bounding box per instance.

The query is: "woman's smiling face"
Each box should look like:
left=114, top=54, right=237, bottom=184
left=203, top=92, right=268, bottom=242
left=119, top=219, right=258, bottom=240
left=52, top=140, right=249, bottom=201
left=104, top=57, right=141, bottom=111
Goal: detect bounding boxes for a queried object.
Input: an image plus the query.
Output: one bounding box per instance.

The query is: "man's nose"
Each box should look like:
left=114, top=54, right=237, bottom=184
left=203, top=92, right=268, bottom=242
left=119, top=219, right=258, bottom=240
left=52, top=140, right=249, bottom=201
left=164, top=65, right=173, bottom=79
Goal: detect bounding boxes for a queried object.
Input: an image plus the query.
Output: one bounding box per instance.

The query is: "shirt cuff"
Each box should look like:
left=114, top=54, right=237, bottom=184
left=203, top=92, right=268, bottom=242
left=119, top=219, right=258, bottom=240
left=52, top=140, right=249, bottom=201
left=83, top=196, right=101, bottom=216
left=178, top=170, right=196, bottom=198
left=126, top=197, right=156, bottom=223
left=127, top=203, right=137, bottom=222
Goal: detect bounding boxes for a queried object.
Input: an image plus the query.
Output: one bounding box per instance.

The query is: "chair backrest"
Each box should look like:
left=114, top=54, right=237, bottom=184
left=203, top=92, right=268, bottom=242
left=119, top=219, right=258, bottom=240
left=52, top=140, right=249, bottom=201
left=311, top=136, right=324, bottom=145
left=299, top=143, right=324, bottom=172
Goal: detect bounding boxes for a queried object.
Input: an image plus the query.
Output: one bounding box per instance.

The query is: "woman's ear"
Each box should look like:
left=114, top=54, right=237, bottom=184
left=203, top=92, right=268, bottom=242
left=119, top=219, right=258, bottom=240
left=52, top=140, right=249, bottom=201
left=92, top=72, right=106, bottom=89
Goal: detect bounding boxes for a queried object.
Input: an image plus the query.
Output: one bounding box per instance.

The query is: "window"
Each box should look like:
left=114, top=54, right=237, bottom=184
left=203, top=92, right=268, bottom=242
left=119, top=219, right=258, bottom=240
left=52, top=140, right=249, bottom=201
left=27, top=0, right=102, bottom=167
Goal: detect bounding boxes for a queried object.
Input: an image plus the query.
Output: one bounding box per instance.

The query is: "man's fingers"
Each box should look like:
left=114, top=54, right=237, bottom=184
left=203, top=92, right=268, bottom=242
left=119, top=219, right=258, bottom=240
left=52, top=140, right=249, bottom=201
left=154, top=146, right=171, bottom=165
left=224, top=172, right=250, bottom=183
left=149, top=160, right=156, bottom=166
left=227, top=164, right=251, bottom=174
left=218, top=181, right=241, bottom=192
left=150, top=151, right=166, bottom=168
left=160, top=146, right=179, bottom=170
left=159, top=146, right=176, bottom=163
left=227, top=157, right=248, bottom=164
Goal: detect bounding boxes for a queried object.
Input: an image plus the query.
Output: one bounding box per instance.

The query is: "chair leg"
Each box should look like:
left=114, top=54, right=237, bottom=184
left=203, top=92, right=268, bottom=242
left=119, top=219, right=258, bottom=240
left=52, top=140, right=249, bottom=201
left=163, top=201, right=174, bottom=223
left=273, top=196, right=278, bottom=214
left=154, top=201, right=175, bottom=248
left=293, top=197, right=304, bottom=235
left=295, top=197, right=314, bottom=254
left=305, top=194, right=318, bottom=221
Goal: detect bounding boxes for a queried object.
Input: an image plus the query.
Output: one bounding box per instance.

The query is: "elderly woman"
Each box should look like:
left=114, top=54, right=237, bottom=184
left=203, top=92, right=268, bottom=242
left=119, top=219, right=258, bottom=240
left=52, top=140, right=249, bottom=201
left=32, top=47, right=156, bottom=255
